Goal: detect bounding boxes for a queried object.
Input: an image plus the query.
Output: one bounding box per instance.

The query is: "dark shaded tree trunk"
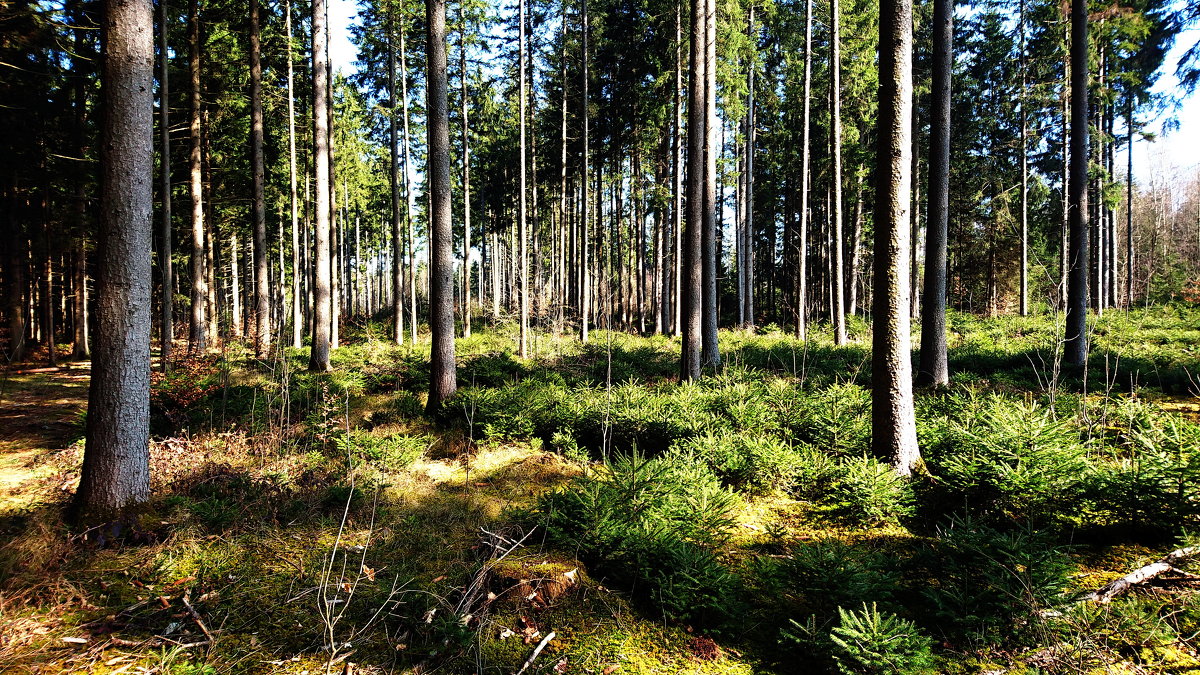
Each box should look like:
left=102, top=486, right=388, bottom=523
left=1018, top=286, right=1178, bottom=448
left=286, top=0, right=302, bottom=349
left=426, top=0, right=456, bottom=411
left=1064, top=0, right=1090, bottom=367
left=917, top=0, right=951, bottom=387
left=187, top=0, right=206, bottom=352
left=830, top=0, right=846, bottom=345
left=250, top=0, right=270, bottom=358
left=156, top=0, right=169, bottom=366
left=796, top=0, right=812, bottom=340
left=73, top=0, right=154, bottom=523
left=873, top=0, right=921, bottom=475
left=681, top=0, right=706, bottom=380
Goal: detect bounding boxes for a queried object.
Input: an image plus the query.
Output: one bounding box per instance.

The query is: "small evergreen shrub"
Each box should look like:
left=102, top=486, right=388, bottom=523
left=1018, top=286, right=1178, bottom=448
left=827, top=456, right=914, bottom=524
left=829, top=603, right=935, bottom=675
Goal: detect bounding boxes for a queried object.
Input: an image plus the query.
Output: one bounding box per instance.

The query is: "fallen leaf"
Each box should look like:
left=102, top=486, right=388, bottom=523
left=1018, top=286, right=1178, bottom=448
left=601, top=666, right=620, bottom=675
left=361, top=566, right=376, bottom=581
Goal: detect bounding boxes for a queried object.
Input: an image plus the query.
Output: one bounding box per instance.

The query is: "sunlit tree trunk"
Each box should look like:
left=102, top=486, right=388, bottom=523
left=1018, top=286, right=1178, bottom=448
left=250, top=0, right=270, bottom=357
left=187, top=0, right=206, bottom=352
left=682, top=0, right=705, bottom=380
left=461, top=4, right=472, bottom=338
left=700, top=0, right=720, bottom=367
left=873, top=0, right=921, bottom=475
left=427, top=0, right=456, bottom=411
left=308, top=0, right=332, bottom=371
left=830, top=0, right=846, bottom=345
left=286, top=0, right=302, bottom=349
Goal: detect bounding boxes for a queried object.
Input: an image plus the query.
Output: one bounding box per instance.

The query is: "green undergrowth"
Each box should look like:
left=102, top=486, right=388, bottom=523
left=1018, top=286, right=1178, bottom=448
left=3, top=306, right=1200, bottom=673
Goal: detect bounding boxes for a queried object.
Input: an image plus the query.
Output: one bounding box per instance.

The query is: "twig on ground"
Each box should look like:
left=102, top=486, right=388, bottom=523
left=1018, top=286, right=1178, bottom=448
left=514, top=630, right=556, bottom=675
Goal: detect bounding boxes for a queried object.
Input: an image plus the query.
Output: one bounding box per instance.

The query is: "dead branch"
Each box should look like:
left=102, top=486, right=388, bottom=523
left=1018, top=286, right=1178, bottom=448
left=1083, top=546, right=1200, bottom=603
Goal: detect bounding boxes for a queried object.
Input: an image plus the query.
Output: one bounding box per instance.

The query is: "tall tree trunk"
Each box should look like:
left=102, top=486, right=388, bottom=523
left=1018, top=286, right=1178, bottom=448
left=742, top=4, right=755, bottom=329
left=700, top=0, right=720, bottom=367
left=388, top=15, right=404, bottom=344
left=580, top=0, right=590, bottom=344
left=1019, top=0, right=1029, bottom=316
left=287, top=0, right=302, bottom=349
left=187, top=0, right=206, bottom=352
left=1064, top=0, right=1090, bottom=367
left=518, top=0, right=529, bottom=357
left=401, top=19, right=417, bottom=342
left=427, top=0, right=456, bottom=411
left=873, top=0, right=921, bottom=474
left=1126, top=102, right=1134, bottom=308
left=672, top=0, right=682, bottom=337
left=830, top=0, right=846, bottom=345
left=682, top=0, right=705, bottom=380
left=461, top=4, right=472, bottom=338
left=796, top=0, right=812, bottom=340
left=156, top=0, right=169, bottom=366
left=74, top=0, right=154, bottom=523
left=250, top=0, right=270, bottom=357
left=308, top=0, right=332, bottom=371
left=917, top=0, right=951, bottom=387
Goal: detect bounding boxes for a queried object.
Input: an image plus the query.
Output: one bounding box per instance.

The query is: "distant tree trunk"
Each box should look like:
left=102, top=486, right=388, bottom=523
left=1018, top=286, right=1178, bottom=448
left=848, top=177, right=863, bottom=316
left=230, top=233, right=242, bottom=336
left=700, top=0, right=720, bottom=367
left=187, top=0, right=206, bottom=352
left=426, top=0, right=456, bottom=411
left=830, top=0, right=846, bottom=345
left=156, top=0, right=169, bottom=366
left=249, top=0, right=270, bottom=358
left=580, top=0, right=590, bottom=344
left=1018, top=0, right=1029, bottom=316
left=1064, top=0, right=1089, bottom=367
left=286, top=0, right=302, bottom=349
left=388, top=16, right=404, bottom=344
left=917, top=0, right=951, bottom=387
left=461, top=4, right=472, bottom=338
left=74, top=0, right=154, bottom=523
left=742, top=4, right=756, bottom=330
left=518, top=0, right=529, bottom=357
left=873, top=0, right=921, bottom=475
left=1059, top=51, right=1069, bottom=312
left=308, top=0, right=332, bottom=372
left=1125, top=102, right=1133, bottom=309
left=796, top=0, right=812, bottom=340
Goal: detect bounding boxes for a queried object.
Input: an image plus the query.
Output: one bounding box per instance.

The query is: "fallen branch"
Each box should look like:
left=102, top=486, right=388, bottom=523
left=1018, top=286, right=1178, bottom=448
left=1083, top=546, right=1200, bottom=603
left=180, top=593, right=215, bottom=642
left=515, top=630, right=556, bottom=675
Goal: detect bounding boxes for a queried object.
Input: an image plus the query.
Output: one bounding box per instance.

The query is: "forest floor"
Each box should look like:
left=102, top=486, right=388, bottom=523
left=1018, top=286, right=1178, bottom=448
left=3, top=307, right=1200, bottom=674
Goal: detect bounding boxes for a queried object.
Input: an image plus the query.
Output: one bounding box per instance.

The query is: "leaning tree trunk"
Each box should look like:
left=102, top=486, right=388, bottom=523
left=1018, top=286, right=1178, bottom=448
left=308, top=0, right=332, bottom=371
left=426, top=0, right=456, bottom=412
left=917, top=0, right=951, bottom=387
left=1063, top=0, right=1089, bottom=367
left=74, top=0, right=154, bottom=524
left=250, top=0, right=270, bottom=358
left=873, top=0, right=922, bottom=475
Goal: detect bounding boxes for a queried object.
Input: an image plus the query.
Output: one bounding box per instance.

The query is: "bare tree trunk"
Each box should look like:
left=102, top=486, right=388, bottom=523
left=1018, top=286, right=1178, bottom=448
left=74, top=0, right=154, bottom=523
left=917, top=0, right=951, bottom=387
left=1064, top=0, right=1090, bottom=367
left=427, top=0, right=456, bottom=411
left=461, top=4, right=472, bottom=338
left=672, top=0, right=682, bottom=337
left=157, top=0, right=169, bottom=366
left=1126, top=102, right=1134, bottom=309
left=580, top=0, right=591, bottom=344
left=796, top=0, right=812, bottom=340
left=308, top=0, right=332, bottom=371
left=287, top=0, right=302, bottom=349
left=388, top=14, right=404, bottom=344
left=700, top=0, right=720, bottom=367
left=187, top=0, right=206, bottom=352
left=873, top=0, right=921, bottom=475
left=518, top=0, right=529, bottom=357
left=401, top=19, right=417, bottom=342
left=743, top=4, right=756, bottom=329
left=1019, top=0, right=1029, bottom=316
left=830, top=0, right=846, bottom=345
left=249, top=0, right=270, bottom=357
left=682, top=0, right=705, bottom=380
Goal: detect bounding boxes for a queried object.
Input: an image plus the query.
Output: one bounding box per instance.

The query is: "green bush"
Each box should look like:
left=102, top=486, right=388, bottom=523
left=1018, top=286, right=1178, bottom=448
left=532, top=453, right=744, bottom=628
left=828, top=603, right=935, bottom=675
left=827, top=456, right=914, bottom=525
left=673, top=432, right=803, bottom=494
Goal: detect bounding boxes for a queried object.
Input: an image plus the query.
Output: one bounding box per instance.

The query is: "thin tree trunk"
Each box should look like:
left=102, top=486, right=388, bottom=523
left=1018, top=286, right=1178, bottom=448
left=427, top=0, right=456, bottom=411
left=672, top=0, right=683, bottom=337
left=1126, top=102, right=1134, bottom=308
left=388, top=14, right=404, bottom=344
left=917, top=0, right=951, bottom=387
left=461, top=4, right=472, bottom=338
left=743, top=4, right=755, bottom=329
left=157, top=0, right=169, bottom=366
left=518, top=0, right=528, bottom=357
left=401, top=19, right=417, bottom=342
left=287, top=0, right=302, bottom=349
left=796, top=0, right=812, bottom=340
left=874, top=0, right=921, bottom=474
left=580, top=0, right=590, bottom=344
left=1019, top=0, right=1029, bottom=316
left=682, top=0, right=705, bottom=380
left=830, top=0, right=846, bottom=344
left=700, top=0, right=720, bottom=367
left=74, top=0, right=154, bottom=522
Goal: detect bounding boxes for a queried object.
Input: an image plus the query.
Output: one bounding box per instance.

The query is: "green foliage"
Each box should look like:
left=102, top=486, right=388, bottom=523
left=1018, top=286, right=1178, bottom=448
left=826, top=456, right=914, bottom=525
left=673, top=432, right=803, bottom=494
left=828, top=603, right=935, bottom=675
left=532, top=453, right=744, bottom=628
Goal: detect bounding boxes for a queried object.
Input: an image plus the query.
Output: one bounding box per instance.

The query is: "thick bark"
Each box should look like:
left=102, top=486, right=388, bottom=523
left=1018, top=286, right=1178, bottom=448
left=681, top=0, right=705, bottom=380
left=308, top=0, right=332, bottom=371
left=1064, top=0, right=1089, bottom=367
left=250, top=0, right=270, bottom=358
left=917, top=0, right=950, bottom=387
left=426, top=0, right=456, bottom=411
left=74, top=0, right=154, bottom=522
left=873, top=0, right=921, bottom=475
left=187, top=0, right=206, bottom=352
